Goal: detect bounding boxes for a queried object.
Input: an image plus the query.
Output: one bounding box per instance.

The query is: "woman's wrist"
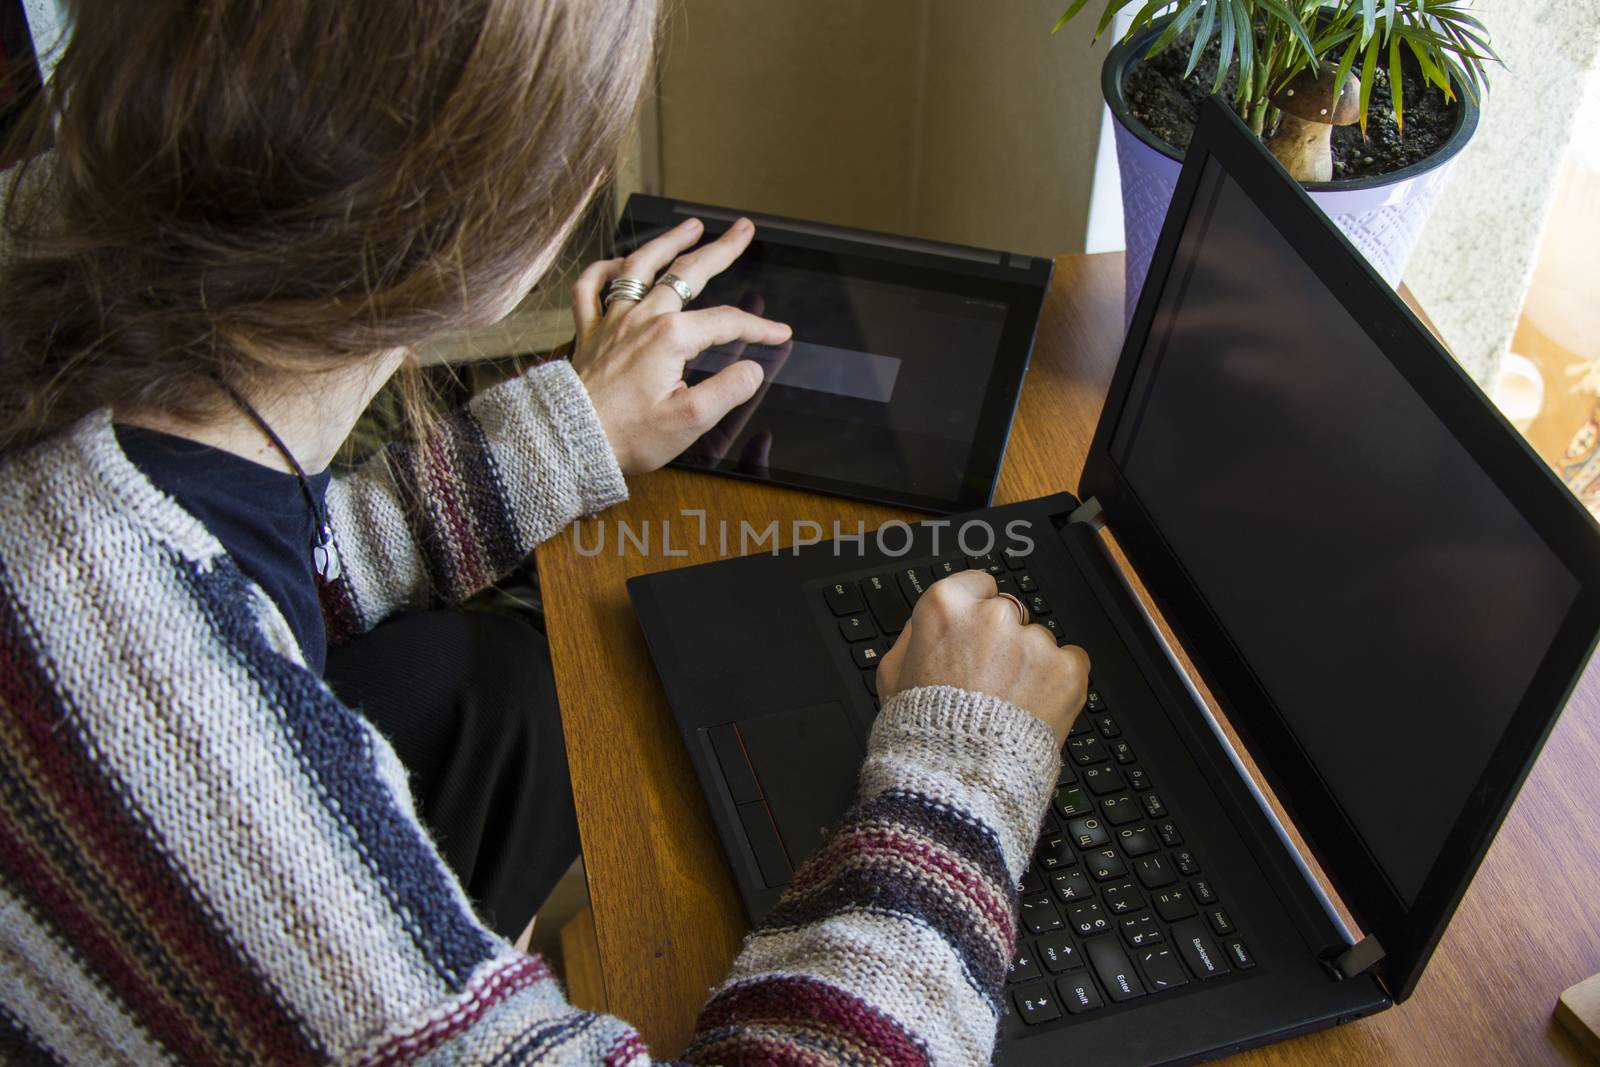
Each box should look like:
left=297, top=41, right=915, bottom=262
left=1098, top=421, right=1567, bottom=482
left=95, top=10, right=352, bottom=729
left=864, top=685, right=1062, bottom=880
left=522, top=359, right=628, bottom=515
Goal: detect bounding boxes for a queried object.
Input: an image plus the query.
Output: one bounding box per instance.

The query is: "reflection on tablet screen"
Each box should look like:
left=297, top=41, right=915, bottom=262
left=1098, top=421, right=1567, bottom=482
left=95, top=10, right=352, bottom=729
left=677, top=253, right=1010, bottom=507
left=688, top=342, right=902, bottom=405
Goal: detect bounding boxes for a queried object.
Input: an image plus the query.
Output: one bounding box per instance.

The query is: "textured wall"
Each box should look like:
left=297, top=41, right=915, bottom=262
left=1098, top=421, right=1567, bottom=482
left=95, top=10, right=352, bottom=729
left=1406, top=0, right=1600, bottom=385
left=19, top=0, right=65, bottom=77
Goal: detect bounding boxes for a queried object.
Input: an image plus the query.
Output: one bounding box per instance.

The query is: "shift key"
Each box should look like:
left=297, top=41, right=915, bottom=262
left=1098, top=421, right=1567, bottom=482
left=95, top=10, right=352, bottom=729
left=861, top=574, right=911, bottom=634
left=1084, top=934, right=1146, bottom=1002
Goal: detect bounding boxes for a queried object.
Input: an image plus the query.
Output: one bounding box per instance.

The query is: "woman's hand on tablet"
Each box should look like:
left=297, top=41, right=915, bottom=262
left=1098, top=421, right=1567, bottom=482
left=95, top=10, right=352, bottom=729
left=877, top=570, right=1091, bottom=744
left=570, top=216, right=792, bottom=476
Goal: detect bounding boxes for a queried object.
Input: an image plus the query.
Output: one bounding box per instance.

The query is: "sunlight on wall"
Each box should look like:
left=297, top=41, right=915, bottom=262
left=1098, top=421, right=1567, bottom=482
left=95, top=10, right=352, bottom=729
left=1495, top=64, right=1600, bottom=513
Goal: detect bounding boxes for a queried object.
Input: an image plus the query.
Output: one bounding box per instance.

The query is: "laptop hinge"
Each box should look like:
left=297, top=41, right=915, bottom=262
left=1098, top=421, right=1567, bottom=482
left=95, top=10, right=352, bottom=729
left=1322, top=936, right=1386, bottom=980
left=1068, top=497, right=1107, bottom=530
left=1072, top=513, right=1361, bottom=962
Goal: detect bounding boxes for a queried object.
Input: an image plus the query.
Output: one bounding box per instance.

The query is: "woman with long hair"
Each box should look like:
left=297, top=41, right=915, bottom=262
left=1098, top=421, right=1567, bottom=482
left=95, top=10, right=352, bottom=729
left=0, top=2, right=1088, bottom=1062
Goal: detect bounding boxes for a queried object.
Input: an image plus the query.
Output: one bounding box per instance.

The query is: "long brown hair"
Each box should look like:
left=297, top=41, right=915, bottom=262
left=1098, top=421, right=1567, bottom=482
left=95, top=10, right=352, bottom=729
left=0, top=0, right=657, bottom=452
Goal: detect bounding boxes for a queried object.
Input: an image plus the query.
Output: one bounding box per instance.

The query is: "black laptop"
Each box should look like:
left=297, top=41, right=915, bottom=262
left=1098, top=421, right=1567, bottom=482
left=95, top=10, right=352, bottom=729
left=627, top=97, right=1600, bottom=1064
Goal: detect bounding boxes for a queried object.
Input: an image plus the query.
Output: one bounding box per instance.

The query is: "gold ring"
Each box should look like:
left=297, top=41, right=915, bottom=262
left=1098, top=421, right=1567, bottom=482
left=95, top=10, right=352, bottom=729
left=997, top=592, right=1030, bottom=626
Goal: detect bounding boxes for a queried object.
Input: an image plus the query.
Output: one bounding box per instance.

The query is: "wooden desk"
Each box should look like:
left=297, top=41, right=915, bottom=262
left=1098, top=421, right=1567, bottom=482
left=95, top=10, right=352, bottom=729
left=536, top=252, right=1600, bottom=1064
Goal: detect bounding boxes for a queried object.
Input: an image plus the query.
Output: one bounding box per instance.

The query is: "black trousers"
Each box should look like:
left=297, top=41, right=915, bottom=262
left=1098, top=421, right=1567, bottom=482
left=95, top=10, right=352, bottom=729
left=324, top=610, right=580, bottom=941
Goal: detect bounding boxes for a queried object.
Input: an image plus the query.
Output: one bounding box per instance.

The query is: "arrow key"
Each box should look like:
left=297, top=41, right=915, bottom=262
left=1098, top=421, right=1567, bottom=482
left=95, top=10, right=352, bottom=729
left=1013, top=984, right=1063, bottom=1024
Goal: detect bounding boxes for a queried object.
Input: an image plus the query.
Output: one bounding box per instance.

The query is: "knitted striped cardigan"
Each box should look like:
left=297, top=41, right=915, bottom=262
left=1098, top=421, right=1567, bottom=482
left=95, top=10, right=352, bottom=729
left=0, top=359, right=1061, bottom=1065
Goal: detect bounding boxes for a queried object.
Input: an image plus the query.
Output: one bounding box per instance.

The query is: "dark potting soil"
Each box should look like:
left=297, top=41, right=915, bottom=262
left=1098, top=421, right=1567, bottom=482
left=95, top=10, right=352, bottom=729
left=1124, top=33, right=1459, bottom=181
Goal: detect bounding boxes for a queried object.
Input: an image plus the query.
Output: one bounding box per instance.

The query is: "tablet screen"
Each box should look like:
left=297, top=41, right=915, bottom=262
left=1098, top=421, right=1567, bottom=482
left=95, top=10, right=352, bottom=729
left=614, top=200, right=1051, bottom=513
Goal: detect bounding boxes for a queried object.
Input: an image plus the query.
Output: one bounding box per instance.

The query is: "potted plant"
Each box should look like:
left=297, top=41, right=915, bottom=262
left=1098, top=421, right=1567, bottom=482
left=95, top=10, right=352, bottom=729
left=1055, top=1, right=1494, bottom=322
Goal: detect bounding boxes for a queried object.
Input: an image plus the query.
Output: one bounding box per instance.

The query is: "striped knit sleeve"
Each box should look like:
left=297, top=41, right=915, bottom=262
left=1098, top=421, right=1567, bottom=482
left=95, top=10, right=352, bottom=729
left=684, top=685, right=1062, bottom=1066
left=319, top=359, right=627, bottom=640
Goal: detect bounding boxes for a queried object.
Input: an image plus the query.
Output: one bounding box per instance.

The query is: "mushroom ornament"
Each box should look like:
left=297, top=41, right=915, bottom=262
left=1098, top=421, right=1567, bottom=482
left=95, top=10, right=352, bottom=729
left=1264, top=68, right=1362, bottom=182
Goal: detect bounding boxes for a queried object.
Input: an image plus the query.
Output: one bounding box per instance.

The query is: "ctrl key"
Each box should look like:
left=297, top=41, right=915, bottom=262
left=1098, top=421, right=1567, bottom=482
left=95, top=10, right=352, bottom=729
left=1056, top=974, right=1104, bottom=1015
left=1013, top=984, right=1063, bottom=1025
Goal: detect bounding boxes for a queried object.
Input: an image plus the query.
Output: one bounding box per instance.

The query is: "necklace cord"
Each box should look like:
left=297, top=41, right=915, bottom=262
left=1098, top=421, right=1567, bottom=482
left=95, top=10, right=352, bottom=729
left=219, top=382, right=340, bottom=579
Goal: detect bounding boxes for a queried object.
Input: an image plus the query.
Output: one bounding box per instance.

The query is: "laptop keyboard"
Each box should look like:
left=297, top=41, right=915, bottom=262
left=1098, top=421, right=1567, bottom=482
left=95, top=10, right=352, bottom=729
left=822, top=548, right=1073, bottom=706
left=818, top=547, right=1256, bottom=1029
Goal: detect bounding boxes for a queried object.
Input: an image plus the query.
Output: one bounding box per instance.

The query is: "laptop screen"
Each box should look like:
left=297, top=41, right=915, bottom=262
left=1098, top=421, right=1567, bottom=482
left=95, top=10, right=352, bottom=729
left=1108, top=158, right=1582, bottom=906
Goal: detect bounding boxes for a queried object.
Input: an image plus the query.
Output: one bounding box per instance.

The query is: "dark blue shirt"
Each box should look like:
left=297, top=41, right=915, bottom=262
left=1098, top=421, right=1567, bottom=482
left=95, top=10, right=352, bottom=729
left=116, top=425, right=333, bottom=674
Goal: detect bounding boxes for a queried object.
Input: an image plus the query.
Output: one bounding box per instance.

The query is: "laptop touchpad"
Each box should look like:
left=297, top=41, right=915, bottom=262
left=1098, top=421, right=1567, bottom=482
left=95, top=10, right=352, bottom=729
left=736, top=702, right=864, bottom=868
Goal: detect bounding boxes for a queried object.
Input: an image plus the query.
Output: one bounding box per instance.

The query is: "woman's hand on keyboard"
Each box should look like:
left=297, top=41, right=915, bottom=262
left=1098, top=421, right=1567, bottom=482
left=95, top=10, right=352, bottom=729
left=877, top=570, right=1089, bottom=744
left=570, top=216, right=792, bottom=475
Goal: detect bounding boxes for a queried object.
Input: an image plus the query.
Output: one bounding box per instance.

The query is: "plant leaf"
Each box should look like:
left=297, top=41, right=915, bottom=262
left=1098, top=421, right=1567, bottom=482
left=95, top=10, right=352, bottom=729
left=1125, top=0, right=1173, bottom=43
left=1212, top=0, right=1239, bottom=94
left=1380, top=0, right=1398, bottom=36
left=1388, top=27, right=1404, bottom=133
left=1051, top=0, right=1099, bottom=34
left=1151, top=1, right=1205, bottom=55
left=1260, top=0, right=1317, bottom=66
left=1400, top=28, right=1453, bottom=98
left=1185, top=0, right=1219, bottom=78
left=1231, top=0, right=1256, bottom=101
left=1358, top=33, right=1381, bottom=136
left=1332, top=33, right=1362, bottom=109
left=1360, top=0, right=1378, bottom=45
left=1439, top=52, right=1482, bottom=105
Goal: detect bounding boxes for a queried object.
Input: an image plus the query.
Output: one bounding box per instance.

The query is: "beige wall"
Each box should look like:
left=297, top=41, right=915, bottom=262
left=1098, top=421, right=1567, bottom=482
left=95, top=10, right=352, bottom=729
left=654, top=0, right=1109, bottom=257
left=914, top=1, right=1110, bottom=254
left=655, top=1, right=926, bottom=233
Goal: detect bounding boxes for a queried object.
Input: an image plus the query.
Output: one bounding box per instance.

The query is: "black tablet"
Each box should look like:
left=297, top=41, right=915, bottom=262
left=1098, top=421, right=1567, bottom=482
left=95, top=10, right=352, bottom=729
left=612, top=195, right=1053, bottom=514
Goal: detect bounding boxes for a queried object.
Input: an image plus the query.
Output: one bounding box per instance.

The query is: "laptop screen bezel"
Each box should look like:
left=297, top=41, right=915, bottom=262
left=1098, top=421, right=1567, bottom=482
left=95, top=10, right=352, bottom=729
left=1080, top=97, right=1600, bottom=1002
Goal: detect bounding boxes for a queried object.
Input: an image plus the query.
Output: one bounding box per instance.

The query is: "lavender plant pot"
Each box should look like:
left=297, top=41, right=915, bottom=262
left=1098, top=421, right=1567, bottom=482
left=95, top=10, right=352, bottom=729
left=1105, top=18, right=1481, bottom=325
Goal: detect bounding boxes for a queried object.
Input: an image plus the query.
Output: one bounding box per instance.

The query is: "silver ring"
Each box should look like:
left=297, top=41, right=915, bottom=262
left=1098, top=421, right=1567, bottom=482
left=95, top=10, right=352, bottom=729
left=996, top=592, right=1030, bottom=627
left=654, top=272, right=696, bottom=306
left=603, top=277, right=651, bottom=307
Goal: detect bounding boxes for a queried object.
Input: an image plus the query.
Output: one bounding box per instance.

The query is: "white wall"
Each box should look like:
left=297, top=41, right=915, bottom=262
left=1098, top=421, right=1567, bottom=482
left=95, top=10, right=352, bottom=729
left=1406, top=0, right=1600, bottom=384
left=19, top=0, right=66, bottom=80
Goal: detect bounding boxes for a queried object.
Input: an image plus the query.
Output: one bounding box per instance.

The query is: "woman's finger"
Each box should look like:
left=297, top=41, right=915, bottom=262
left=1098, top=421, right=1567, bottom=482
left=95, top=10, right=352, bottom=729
left=606, top=216, right=705, bottom=320
left=707, top=291, right=771, bottom=365
left=571, top=257, right=623, bottom=339
left=878, top=616, right=914, bottom=697
left=669, top=305, right=791, bottom=359
left=633, top=217, right=757, bottom=317
left=682, top=334, right=789, bottom=464
left=923, top=568, right=999, bottom=610
left=671, top=359, right=764, bottom=436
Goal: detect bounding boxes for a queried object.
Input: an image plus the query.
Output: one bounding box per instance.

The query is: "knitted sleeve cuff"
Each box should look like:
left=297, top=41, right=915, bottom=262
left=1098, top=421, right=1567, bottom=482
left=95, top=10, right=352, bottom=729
left=861, top=685, right=1062, bottom=881
left=521, top=359, right=629, bottom=518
